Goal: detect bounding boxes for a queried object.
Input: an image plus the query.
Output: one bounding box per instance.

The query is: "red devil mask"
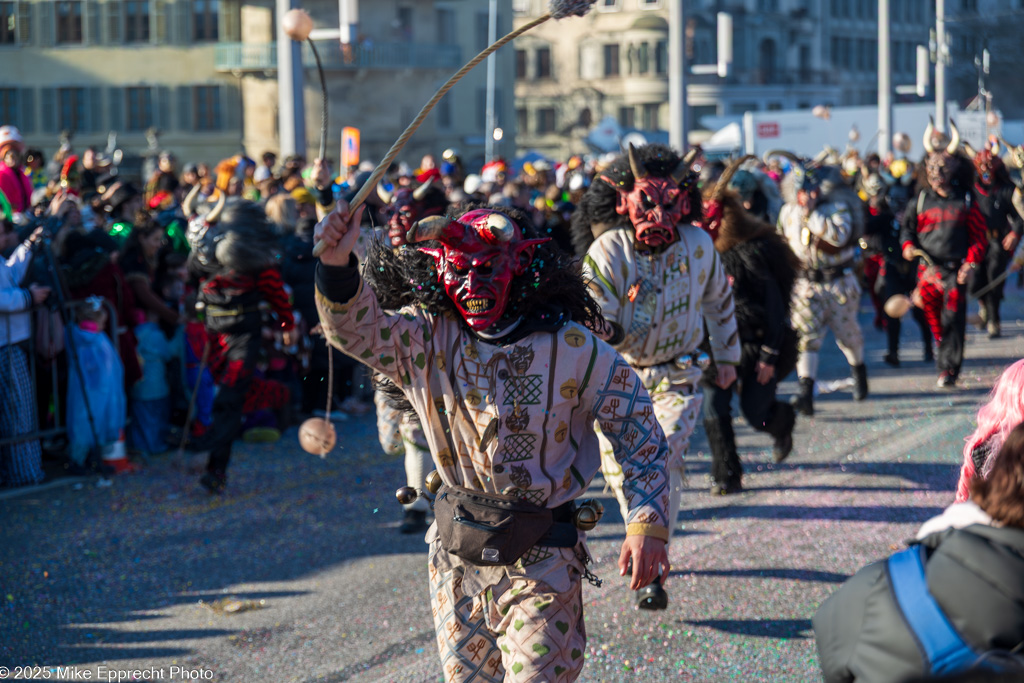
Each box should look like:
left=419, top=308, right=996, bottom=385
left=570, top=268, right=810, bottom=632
left=377, top=178, right=442, bottom=246
left=923, top=118, right=961, bottom=194
left=602, top=144, right=695, bottom=249
left=407, top=209, right=549, bottom=331
left=973, top=149, right=1004, bottom=187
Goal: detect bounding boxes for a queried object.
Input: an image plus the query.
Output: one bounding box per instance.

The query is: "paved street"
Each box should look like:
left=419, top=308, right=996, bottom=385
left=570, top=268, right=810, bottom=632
left=3, top=292, right=1024, bottom=682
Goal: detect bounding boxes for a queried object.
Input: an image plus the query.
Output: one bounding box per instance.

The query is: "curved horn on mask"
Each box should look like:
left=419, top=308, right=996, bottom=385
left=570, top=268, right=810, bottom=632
left=947, top=119, right=961, bottom=155
left=406, top=215, right=455, bottom=244
left=482, top=212, right=515, bottom=242
left=182, top=183, right=201, bottom=218
left=376, top=182, right=394, bottom=205
left=205, top=189, right=226, bottom=224
left=963, top=141, right=978, bottom=159
left=412, top=177, right=434, bottom=202
left=671, top=148, right=699, bottom=185
left=761, top=149, right=802, bottom=166
left=627, top=143, right=647, bottom=180
left=714, top=154, right=757, bottom=199
left=923, top=116, right=936, bottom=154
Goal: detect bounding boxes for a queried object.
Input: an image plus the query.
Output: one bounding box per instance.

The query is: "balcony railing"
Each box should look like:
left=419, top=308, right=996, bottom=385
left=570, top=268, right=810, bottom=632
left=215, top=41, right=462, bottom=72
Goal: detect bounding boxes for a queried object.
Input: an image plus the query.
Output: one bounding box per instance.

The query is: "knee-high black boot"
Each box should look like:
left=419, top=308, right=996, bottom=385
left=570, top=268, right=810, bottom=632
left=791, top=377, right=815, bottom=417
left=705, top=416, right=742, bottom=494
left=852, top=363, right=868, bottom=401
left=765, top=402, right=796, bottom=464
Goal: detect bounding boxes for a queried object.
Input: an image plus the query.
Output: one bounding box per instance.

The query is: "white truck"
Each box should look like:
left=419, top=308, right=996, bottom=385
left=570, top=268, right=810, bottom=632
left=703, top=102, right=996, bottom=158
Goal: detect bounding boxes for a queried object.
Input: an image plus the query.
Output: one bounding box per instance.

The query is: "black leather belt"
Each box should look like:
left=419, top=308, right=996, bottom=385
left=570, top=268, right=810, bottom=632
left=538, top=502, right=579, bottom=548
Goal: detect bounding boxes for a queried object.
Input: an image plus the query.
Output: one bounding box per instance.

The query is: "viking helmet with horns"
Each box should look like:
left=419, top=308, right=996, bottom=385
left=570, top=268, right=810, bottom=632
left=923, top=116, right=965, bottom=193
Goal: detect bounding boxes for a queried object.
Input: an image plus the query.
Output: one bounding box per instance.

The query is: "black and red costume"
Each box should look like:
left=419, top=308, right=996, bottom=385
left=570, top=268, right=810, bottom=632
left=185, top=192, right=294, bottom=492
left=900, top=188, right=986, bottom=383
left=967, top=150, right=1022, bottom=336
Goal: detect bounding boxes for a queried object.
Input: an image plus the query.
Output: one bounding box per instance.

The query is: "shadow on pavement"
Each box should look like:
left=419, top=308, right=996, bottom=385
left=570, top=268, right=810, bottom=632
left=675, top=568, right=849, bottom=583
left=684, top=618, right=813, bottom=639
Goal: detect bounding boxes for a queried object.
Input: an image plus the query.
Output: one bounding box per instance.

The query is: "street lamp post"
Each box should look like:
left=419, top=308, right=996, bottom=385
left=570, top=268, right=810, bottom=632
left=877, top=0, right=891, bottom=157
left=484, top=0, right=498, bottom=162
left=935, top=0, right=947, bottom=128
left=668, top=0, right=686, bottom=151
left=276, top=0, right=307, bottom=157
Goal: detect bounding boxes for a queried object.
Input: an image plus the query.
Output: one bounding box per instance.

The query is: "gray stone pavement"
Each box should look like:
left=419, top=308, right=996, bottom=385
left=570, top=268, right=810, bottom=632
left=2, top=291, right=1023, bottom=682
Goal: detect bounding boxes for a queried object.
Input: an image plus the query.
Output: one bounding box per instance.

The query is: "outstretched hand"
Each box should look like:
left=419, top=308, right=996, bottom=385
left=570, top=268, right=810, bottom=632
left=313, top=200, right=365, bottom=267
left=618, top=535, right=669, bottom=591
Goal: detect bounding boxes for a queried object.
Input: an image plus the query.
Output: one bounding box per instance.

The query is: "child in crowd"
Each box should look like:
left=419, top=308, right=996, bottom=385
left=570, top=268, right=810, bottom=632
left=129, top=309, right=182, bottom=458
left=66, top=297, right=128, bottom=473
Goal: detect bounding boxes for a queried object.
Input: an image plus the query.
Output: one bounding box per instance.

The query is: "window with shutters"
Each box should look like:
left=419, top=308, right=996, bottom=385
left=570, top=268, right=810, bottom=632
left=603, top=43, right=620, bottom=77
left=126, top=86, right=152, bottom=130
left=536, top=107, right=555, bottom=134
left=58, top=87, right=86, bottom=131
left=641, top=103, right=659, bottom=130
left=535, top=47, right=551, bottom=79
left=437, top=7, right=454, bottom=44
left=124, top=0, right=149, bottom=41
left=515, top=49, right=526, bottom=79
left=0, top=89, right=17, bottom=123
left=192, top=0, right=217, bottom=41
left=0, top=2, right=15, bottom=43
left=618, top=106, right=635, bottom=128
left=516, top=107, right=527, bottom=134
left=57, top=1, right=84, bottom=43
left=193, top=85, right=221, bottom=130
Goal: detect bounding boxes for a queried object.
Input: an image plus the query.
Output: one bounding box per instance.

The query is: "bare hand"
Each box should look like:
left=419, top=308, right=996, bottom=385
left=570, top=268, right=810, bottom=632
left=281, top=329, right=294, bottom=347
left=755, top=361, right=775, bottom=385
left=314, top=200, right=365, bottom=267
left=1003, top=232, right=1020, bottom=252
left=902, top=245, right=917, bottom=262
left=29, top=284, right=51, bottom=305
left=311, top=158, right=331, bottom=191
left=957, top=262, right=973, bottom=285
left=716, top=364, right=737, bottom=390
left=618, top=535, right=670, bottom=591
left=27, top=227, right=45, bottom=245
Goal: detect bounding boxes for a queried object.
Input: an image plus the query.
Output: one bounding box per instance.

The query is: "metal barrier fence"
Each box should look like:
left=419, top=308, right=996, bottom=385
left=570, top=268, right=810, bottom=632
left=0, top=298, right=119, bottom=449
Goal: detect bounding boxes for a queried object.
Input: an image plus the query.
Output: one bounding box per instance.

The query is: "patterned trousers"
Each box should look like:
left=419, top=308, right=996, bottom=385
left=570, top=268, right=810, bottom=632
left=790, top=274, right=865, bottom=378
left=428, top=543, right=586, bottom=682
left=0, top=344, right=44, bottom=487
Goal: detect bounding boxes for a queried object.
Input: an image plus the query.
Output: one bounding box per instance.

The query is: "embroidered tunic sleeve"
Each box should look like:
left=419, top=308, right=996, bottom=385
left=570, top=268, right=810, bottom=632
left=700, top=247, right=741, bottom=366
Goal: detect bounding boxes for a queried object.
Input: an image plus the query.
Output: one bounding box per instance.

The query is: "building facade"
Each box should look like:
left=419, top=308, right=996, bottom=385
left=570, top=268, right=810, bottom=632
left=513, top=0, right=1013, bottom=158
left=0, top=0, right=514, bottom=171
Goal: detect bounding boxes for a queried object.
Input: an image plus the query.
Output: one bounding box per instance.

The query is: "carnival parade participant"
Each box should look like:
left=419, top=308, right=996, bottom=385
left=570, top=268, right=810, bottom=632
left=860, top=172, right=934, bottom=367
left=374, top=175, right=448, bottom=534
left=777, top=156, right=868, bottom=416
left=573, top=143, right=740, bottom=609
left=965, top=141, right=1022, bottom=338
left=699, top=158, right=801, bottom=493
left=900, top=121, right=987, bottom=388
left=314, top=200, right=671, bottom=682
left=184, top=187, right=294, bottom=494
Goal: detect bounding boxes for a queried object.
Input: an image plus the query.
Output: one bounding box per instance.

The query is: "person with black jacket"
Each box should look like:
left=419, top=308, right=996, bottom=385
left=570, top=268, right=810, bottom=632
left=900, top=122, right=987, bottom=389
left=699, top=160, right=801, bottom=493
left=965, top=144, right=1023, bottom=338
left=860, top=173, right=933, bottom=367
left=813, top=422, right=1024, bottom=682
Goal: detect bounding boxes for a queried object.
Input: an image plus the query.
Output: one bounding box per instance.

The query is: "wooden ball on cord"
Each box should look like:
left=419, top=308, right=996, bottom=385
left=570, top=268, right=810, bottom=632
left=298, top=417, right=336, bottom=456
left=883, top=294, right=913, bottom=319
left=282, top=9, right=314, bottom=41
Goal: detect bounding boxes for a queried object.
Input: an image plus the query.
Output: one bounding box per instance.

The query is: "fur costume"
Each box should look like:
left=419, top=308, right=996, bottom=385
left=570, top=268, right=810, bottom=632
left=315, top=202, right=670, bottom=682
left=183, top=188, right=294, bottom=492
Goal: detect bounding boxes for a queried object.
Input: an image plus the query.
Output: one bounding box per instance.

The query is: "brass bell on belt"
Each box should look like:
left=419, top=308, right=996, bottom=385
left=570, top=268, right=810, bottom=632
left=573, top=499, right=605, bottom=531
left=425, top=470, right=443, bottom=495
left=395, top=486, right=419, bottom=505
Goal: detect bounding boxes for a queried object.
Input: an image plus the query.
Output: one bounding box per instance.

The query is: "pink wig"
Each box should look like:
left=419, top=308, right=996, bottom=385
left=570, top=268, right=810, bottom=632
left=955, top=359, right=1024, bottom=502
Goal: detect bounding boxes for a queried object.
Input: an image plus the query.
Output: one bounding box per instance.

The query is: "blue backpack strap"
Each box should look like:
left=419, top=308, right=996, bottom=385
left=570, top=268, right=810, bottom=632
left=887, top=545, right=981, bottom=675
